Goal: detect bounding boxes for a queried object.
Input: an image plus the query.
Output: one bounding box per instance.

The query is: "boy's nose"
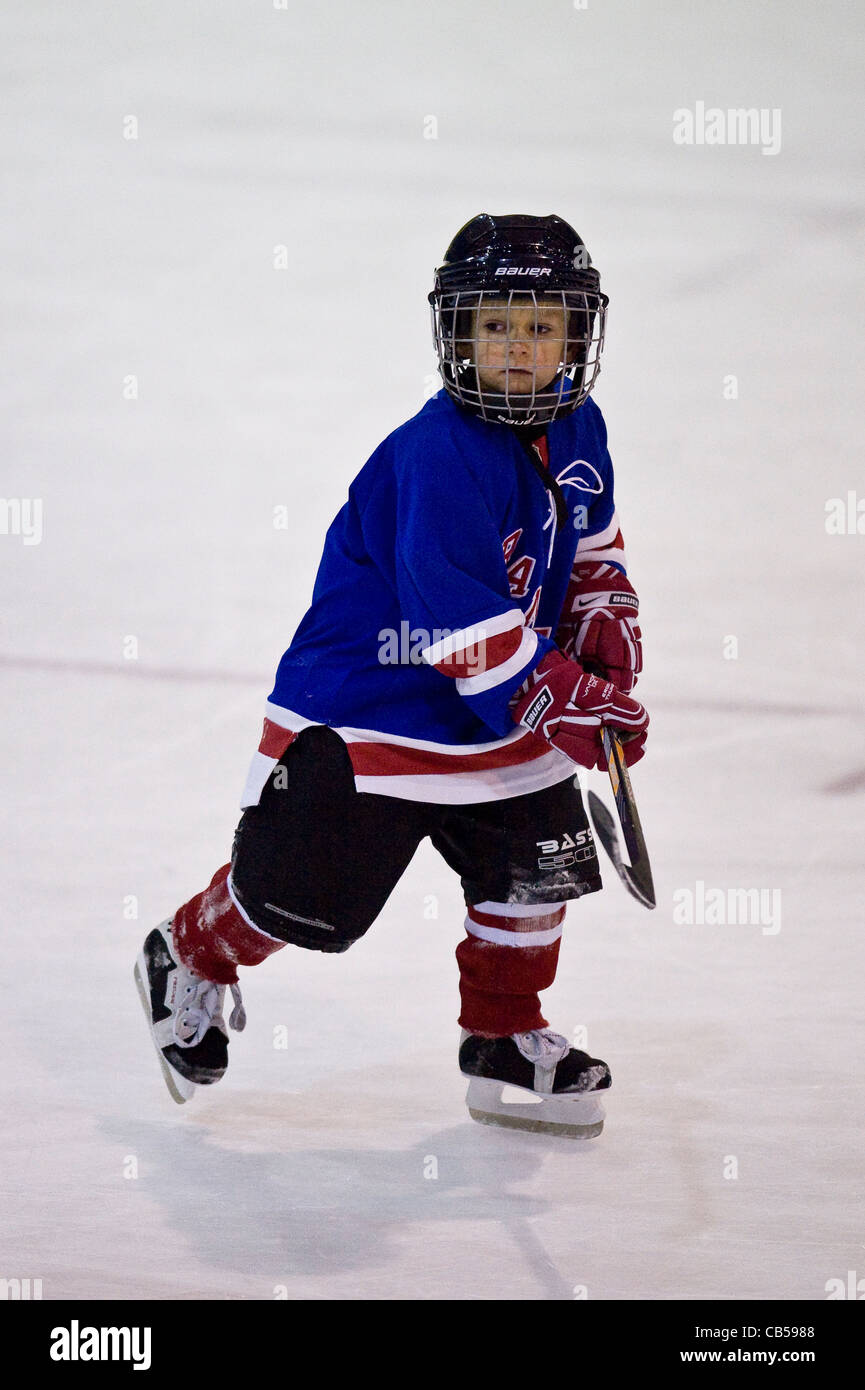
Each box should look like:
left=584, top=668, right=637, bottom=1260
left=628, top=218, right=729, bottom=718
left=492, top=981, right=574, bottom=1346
left=508, top=338, right=533, bottom=361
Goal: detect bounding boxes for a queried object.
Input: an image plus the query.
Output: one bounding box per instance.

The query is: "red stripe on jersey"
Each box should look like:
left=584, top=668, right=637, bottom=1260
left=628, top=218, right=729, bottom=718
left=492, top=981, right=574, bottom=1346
left=346, top=730, right=549, bottom=778
left=433, top=623, right=524, bottom=679
left=258, top=719, right=298, bottom=759
left=563, top=542, right=630, bottom=615
left=577, top=527, right=624, bottom=561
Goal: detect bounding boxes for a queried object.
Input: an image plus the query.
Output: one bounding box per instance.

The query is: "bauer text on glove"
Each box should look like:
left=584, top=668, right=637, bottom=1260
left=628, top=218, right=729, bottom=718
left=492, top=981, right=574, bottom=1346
left=510, top=650, right=648, bottom=771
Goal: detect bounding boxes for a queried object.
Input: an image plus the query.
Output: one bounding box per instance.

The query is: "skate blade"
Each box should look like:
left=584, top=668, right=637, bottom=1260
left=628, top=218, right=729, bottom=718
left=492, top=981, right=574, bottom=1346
left=134, top=958, right=195, bottom=1105
left=465, top=1078, right=606, bottom=1139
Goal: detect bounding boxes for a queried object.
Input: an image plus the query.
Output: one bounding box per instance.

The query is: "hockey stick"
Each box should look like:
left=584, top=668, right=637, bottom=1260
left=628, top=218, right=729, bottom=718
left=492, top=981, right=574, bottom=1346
left=586, top=726, right=656, bottom=909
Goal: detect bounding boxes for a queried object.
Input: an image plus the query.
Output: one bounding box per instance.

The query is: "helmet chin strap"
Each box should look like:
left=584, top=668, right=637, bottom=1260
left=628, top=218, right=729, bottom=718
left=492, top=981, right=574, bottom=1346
left=514, top=431, right=568, bottom=533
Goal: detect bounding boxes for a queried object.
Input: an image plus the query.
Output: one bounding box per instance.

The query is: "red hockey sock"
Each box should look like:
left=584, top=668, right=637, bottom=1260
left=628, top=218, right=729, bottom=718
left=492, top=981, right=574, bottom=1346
left=455, top=903, right=566, bottom=1036
left=171, top=864, right=285, bottom=984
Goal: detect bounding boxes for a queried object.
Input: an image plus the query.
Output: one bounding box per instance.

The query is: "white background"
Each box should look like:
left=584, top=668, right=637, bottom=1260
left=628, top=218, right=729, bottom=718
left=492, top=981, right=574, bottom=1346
left=2, top=0, right=863, bottom=1300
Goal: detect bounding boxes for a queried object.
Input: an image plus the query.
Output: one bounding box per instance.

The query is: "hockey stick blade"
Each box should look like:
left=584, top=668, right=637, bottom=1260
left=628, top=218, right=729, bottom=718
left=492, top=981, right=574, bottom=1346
left=587, top=728, right=656, bottom=909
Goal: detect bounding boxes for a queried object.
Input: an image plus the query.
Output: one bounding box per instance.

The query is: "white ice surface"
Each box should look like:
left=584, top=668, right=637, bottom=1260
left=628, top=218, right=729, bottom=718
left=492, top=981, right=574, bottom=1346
left=1, top=0, right=864, bottom=1301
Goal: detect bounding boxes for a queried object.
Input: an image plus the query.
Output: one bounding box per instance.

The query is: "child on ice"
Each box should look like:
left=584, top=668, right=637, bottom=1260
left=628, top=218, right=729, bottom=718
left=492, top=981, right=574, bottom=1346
left=136, top=213, right=648, bottom=1137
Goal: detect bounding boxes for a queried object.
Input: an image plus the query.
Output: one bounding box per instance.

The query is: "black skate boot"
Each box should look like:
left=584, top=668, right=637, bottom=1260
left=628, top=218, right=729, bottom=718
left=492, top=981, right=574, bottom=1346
left=134, top=921, right=246, bottom=1104
left=459, top=1028, right=610, bottom=1138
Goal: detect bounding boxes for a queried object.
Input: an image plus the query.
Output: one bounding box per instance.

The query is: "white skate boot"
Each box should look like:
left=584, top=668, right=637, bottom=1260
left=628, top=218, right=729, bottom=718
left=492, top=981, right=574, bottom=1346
left=134, top=920, right=246, bottom=1104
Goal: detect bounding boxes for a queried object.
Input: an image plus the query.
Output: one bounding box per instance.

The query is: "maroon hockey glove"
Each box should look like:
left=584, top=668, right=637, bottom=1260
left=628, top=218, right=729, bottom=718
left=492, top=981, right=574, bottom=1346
left=557, top=561, right=642, bottom=694
left=511, top=650, right=648, bottom=772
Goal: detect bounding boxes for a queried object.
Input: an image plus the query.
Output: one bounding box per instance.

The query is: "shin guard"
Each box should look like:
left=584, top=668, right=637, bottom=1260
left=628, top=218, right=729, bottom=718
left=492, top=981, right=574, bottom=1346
left=456, top=901, right=566, bottom=1036
left=172, top=863, right=286, bottom=984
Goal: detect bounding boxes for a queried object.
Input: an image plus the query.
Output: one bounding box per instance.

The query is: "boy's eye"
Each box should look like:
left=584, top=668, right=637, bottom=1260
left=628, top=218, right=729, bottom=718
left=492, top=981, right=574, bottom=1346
left=480, top=321, right=554, bottom=334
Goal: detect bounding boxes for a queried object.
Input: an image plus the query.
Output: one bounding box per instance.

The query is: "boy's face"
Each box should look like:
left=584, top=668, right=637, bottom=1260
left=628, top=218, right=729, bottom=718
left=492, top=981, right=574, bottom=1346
left=470, top=297, right=568, bottom=394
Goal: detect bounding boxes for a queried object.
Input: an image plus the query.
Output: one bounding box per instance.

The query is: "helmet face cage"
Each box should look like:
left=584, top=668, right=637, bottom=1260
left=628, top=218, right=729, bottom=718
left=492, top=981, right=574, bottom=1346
left=430, top=286, right=607, bottom=426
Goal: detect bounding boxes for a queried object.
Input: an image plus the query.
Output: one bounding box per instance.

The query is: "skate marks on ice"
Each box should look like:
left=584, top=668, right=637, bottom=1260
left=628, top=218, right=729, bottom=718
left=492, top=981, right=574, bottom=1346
left=822, top=765, right=865, bottom=796
left=104, top=1055, right=736, bottom=1301
left=2, top=652, right=861, bottom=729
left=8, top=650, right=862, bottom=794
left=100, top=1084, right=594, bottom=1300
left=0, top=652, right=268, bottom=687
left=635, top=692, right=865, bottom=797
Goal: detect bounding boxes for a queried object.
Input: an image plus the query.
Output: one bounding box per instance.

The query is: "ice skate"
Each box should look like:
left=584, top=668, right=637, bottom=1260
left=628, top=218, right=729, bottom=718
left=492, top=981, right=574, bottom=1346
left=134, top=920, right=246, bottom=1104
left=460, top=1028, right=610, bottom=1138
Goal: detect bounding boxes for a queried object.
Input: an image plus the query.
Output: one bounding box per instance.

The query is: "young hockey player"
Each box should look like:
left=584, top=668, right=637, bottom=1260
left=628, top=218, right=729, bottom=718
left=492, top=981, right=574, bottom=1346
left=135, top=213, right=649, bottom=1137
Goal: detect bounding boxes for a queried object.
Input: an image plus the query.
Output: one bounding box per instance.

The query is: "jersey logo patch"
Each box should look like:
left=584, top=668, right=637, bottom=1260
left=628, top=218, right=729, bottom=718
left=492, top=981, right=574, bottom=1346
left=502, top=529, right=522, bottom=564
left=524, top=586, right=542, bottom=628
left=507, top=554, right=535, bottom=597
left=557, top=459, right=604, bottom=495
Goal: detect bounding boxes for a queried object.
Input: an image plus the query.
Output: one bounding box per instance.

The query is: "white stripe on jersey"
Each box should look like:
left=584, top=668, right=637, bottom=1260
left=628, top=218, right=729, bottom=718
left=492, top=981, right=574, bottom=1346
left=421, top=607, right=524, bottom=664
left=455, top=627, right=539, bottom=695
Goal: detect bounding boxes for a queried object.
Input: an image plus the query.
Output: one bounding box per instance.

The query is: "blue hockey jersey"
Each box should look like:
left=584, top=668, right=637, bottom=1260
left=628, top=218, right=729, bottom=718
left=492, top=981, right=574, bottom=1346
left=242, top=389, right=627, bottom=806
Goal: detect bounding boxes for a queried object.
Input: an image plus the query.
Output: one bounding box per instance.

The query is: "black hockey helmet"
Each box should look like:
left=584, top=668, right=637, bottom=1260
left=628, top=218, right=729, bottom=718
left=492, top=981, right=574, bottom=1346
left=429, top=213, right=608, bottom=426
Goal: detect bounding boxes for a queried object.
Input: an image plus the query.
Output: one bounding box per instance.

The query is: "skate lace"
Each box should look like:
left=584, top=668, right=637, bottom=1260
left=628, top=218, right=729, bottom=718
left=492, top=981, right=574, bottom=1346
left=175, top=979, right=246, bottom=1047
left=512, top=1028, right=570, bottom=1071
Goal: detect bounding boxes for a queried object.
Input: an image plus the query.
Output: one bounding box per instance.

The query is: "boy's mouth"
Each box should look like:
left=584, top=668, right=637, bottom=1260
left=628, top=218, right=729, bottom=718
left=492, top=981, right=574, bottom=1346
left=481, top=367, right=553, bottom=392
